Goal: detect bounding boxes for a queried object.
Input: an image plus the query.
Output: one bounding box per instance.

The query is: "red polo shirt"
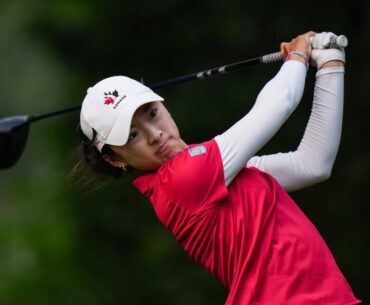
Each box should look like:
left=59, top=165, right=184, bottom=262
left=133, top=140, right=360, bottom=305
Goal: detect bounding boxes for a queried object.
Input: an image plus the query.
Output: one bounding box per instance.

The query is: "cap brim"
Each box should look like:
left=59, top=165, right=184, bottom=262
left=104, top=91, right=164, bottom=147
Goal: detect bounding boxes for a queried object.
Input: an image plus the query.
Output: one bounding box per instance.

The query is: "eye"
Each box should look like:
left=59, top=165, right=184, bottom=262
left=149, top=108, right=158, bottom=118
left=128, top=130, right=138, bottom=141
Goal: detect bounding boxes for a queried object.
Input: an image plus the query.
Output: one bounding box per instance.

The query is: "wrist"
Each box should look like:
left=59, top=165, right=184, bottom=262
left=286, top=51, right=308, bottom=68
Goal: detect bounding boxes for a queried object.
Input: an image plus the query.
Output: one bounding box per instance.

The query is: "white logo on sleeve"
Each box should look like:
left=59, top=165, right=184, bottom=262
left=188, top=145, right=207, bottom=157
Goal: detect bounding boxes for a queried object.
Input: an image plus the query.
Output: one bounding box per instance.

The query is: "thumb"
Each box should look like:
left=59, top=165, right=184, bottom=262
left=280, top=42, right=290, bottom=60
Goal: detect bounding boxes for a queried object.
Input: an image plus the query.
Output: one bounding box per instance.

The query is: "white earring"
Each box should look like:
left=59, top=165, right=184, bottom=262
left=120, top=164, right=127, bottom=172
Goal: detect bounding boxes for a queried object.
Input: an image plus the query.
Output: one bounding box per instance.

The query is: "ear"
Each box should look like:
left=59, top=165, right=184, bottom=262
left=102, top=154, right=128, bottom=168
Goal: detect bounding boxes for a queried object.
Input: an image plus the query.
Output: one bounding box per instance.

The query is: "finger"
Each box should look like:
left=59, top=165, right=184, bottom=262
left=305, top=31, right=317, bottom=37
left=308, top=31, right=317, bottom=37
left=280, top=42, right=290, bottom=59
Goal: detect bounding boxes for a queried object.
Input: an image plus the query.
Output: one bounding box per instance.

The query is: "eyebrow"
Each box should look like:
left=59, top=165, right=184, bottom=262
left=139, top=103, right=152, bottom=114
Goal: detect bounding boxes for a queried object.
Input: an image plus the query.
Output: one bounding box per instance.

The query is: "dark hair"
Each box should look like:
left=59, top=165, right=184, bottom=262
left=70, top=125, right=133, bottom=187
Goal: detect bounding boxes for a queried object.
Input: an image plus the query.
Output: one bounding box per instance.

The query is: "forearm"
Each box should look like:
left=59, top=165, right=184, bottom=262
left=215, top=60, right=307, bottom=186
left=296, top=66, right=344, bottom=178
left=247, top=65, right=345, bottom=191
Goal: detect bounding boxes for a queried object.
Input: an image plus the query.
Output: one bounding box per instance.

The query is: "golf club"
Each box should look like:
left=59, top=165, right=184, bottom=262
left=0, top=35, right=348, bottom=169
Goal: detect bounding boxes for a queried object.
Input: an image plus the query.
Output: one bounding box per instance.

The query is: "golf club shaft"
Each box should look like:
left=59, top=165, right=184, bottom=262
left=29, top=105, right=81, bottom=123
left=29, top=51, right=283, bottom=123
left=149, top=52, right=282, bottom=90
left=7, top=33, right=350, bottom=124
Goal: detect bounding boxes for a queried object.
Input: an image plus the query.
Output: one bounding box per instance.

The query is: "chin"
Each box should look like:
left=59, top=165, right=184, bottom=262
left=167, top=148, right=181, bottom=160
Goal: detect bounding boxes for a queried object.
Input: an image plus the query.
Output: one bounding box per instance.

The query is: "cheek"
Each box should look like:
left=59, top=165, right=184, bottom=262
left=121, top=144, right=156, bottom=169
left=165, top=116, right=180, bottom=136
left=122, top=146, right=145, bottom=163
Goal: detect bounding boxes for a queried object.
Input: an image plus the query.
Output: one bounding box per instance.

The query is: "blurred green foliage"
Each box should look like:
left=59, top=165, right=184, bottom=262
left=0, top=0, right=369, bottom=304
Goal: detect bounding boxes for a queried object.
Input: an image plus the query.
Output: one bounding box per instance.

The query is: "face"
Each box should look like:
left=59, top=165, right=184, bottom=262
left=105, top=101, right=187, bottom=171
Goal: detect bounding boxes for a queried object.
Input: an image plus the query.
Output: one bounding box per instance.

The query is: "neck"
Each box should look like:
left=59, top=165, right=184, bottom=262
left=179, top=139, right=188, bottom=151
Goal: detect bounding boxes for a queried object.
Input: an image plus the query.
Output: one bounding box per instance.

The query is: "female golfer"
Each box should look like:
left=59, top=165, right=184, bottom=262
left=77, top=31, right=360, bottom=304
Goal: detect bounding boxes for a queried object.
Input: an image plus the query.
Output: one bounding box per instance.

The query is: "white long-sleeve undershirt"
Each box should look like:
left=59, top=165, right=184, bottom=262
left=215, top=62, right=344, bottom=192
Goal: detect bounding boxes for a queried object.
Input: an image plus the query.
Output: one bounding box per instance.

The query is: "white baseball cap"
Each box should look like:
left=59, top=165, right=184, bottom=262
left=80, top=76, right=164, bottom=152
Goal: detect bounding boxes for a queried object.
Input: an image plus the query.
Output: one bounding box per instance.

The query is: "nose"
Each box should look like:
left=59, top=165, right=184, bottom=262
left=147, top=126, right=163, bottom=144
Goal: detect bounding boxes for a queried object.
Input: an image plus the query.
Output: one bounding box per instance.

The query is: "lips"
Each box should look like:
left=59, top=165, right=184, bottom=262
left=155, top=139, right=171, bottom=156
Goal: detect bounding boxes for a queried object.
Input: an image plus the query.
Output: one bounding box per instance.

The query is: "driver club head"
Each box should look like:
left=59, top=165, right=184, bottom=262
left=0, top=115, right=30, bottom=169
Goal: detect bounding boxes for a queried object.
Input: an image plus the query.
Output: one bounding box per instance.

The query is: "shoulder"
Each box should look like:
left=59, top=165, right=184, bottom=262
left=154, top=140, right=219, bottom=188
left=157, top=139, right=228, bottom=211
left=167, top=139, right=220, bottom=173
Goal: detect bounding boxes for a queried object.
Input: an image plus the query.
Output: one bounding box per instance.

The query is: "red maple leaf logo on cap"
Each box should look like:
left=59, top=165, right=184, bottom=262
left=104, top=97, right=114, bottom=105
left=104, top=90, right=119, bottom=106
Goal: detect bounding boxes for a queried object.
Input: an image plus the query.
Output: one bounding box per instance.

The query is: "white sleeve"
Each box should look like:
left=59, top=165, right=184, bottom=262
left=247, top=66, right=345, bottom=192
left=215, top=60, right=307, bottom=186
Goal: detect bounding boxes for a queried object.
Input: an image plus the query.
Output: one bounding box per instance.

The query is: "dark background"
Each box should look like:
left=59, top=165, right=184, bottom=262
left=0, top=0, right=369, bottom=304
